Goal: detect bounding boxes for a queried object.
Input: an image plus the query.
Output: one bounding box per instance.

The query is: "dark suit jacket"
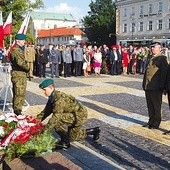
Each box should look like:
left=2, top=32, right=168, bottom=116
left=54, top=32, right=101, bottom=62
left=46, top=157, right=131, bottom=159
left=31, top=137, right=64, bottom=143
left=142, top=54, right=168, bottom=91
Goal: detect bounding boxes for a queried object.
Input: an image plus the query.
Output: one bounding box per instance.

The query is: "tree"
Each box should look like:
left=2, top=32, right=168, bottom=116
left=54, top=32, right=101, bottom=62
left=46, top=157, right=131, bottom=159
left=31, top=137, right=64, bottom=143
left=82, top=0, right=116, bottom=47
left=0, top=0, right=44, bottom=45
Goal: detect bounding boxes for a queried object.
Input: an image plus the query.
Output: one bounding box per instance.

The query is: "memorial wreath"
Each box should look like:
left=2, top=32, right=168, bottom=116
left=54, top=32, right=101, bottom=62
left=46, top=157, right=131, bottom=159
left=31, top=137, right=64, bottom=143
left=0, top=113, right=56, bottom=161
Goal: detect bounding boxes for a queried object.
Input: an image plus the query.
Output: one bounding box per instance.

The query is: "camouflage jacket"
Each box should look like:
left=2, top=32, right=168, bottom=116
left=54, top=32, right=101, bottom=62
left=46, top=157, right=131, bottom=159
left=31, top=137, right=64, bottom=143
left=10, top=45, right=29, bottom=74
left=37, top=90, right=88, bottom=130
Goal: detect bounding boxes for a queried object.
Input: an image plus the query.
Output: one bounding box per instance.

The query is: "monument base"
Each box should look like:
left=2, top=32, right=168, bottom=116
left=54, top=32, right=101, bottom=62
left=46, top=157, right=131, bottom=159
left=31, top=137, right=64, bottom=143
left=3, top=152, right=82, bottom=170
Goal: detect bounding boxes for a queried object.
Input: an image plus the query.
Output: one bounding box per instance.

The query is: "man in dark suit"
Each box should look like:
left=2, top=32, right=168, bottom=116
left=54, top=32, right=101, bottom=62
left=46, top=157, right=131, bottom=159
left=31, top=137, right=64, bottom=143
left=117, top=45, right=123, bottom=75
left=39, top=44, right=48, bottom=78
left=127, top=45, right=134, bottom=74
left=142, top=42, right=168, bottom=129
left=109, top=46, right=118, bottom=75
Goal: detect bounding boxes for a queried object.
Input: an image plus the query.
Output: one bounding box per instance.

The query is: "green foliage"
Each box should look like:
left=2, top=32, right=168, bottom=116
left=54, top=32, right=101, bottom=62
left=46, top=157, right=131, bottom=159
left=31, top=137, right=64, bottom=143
left=0, top=120, right=17, bottom=138
left=0, top=0, right=44, bottom=45
left=101, top=58, right=109, bottom=74
left=5, top=132, right=56, bottom=161
left=82, top=0, right=116, bottom=46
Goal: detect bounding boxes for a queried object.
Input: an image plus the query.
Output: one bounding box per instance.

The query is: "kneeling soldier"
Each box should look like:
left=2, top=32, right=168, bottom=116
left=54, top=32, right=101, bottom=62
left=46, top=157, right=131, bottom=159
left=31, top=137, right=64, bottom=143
left=37, top=79, right=100, bottom=149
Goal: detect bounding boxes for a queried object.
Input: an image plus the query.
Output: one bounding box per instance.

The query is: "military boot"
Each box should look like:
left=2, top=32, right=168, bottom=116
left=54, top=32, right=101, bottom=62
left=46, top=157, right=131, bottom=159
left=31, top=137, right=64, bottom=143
left=14, top=110, right=22, bottom=116
left=86, top=127, right=100, bottom=140
left=56, top=131, right=70, bottom=149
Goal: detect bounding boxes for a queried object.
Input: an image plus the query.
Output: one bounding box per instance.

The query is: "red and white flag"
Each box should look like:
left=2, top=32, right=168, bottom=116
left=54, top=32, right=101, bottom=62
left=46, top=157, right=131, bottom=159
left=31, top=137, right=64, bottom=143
left=8, top=11, right=30, bottom=59
left=0, top=11, right=4, bottom=48
left=18, top=11, right=30, bottom=34
left=3, top=11, right=12, bottom=35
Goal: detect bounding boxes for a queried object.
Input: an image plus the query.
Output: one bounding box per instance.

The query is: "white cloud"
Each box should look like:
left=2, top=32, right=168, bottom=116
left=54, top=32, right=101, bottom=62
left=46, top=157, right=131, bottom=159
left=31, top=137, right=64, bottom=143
left=41, top=3, right=83, bottom=23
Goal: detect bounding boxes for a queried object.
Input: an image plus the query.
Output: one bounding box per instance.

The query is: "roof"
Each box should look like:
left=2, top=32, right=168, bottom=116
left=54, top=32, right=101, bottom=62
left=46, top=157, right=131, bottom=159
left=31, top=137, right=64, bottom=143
left=37, top=27, right=85, bottom=38
left=30, top=11, right=76, bottom=21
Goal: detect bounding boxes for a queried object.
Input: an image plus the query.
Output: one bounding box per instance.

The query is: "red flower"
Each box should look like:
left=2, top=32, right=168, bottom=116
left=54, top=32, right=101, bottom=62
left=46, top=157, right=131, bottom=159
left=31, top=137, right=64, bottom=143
left=14, top=132, right=30, bottom=144
left=3, top=124, right=8, bottom=129
left=25, top=115, right=37, bottom=123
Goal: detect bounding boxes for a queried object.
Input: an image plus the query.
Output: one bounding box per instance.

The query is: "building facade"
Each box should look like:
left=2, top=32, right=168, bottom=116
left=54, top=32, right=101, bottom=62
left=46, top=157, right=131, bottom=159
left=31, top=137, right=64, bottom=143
left=37, top=27, right=87, bottom=46
left=116, top=0, right=170, bottom=47
left=30, top=12, right=77, bottom=37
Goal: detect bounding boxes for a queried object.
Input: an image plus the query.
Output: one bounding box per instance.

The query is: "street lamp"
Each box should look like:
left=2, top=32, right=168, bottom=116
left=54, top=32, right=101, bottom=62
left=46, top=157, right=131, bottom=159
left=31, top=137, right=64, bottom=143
left=131, top=23, right=136, bottom=44
left=109, top=33, right=118, bottom=44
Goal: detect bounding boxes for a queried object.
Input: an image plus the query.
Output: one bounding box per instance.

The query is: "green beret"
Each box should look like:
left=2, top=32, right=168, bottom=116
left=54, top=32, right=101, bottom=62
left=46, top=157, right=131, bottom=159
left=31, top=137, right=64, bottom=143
left=39, top=79, right=54, bottom=89
left=15, top=33, right=26, bottom=40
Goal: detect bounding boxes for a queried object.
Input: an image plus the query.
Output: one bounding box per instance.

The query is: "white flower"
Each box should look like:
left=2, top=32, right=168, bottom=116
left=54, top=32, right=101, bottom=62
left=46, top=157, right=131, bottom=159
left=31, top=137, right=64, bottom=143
left=28, top=123, right=36, bottom=127
left=0, top=146, right=4, bottom=150
left=5, top=117, right=17, bottom=123
left=0, top=126, right=4, bottom=135
left=17, top=115, right=26, bottom=120
left=5, top=113, right=15, bottom=118
left=0, top=115, right=5, bottom=120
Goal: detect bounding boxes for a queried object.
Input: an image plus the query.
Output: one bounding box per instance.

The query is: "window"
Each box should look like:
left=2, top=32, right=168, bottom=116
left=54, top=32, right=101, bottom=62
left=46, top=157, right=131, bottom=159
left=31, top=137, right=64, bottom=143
left=123, top=8, right=127, bottom=17
left=169, top=0, right=170, bottom=10
left=148, top=4, right=152, bottom=13
left=132, top=23, right=135, bottom=32
left=54, top=24, right=57, bottom=28
left=132, top=7, right=135, bottom=16
left=139, top=22, right=143, bottom=31
left=158, top=2, right=163, bottom=12
left=140, top=6, right=144, bottom=14
left=148, top=21, right=153, bottom=30
left=158, top=19, right=163, bottom=30
left=41, top=23, right=44, bottom=29
left=168, top=19, right=170, bottom=29
left=123, top=23, right=127, bottom=33
left=48, top=23, right=51, bottom=28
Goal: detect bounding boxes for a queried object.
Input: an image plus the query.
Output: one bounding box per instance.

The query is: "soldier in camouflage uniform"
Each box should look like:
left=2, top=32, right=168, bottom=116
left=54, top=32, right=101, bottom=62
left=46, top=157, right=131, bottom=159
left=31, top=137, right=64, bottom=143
left=10, top=34, right=30, bottom=115
left=37, top=79, right=100, bottom=149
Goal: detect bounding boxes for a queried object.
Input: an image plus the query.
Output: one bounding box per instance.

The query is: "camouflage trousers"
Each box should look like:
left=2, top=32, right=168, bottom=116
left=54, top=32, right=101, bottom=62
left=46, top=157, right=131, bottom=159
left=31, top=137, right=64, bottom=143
left=49, top=107, right=88, bottom=141
left=27, top=62, right=34, bottom=77
left=11, top=72, right=27, bottom=112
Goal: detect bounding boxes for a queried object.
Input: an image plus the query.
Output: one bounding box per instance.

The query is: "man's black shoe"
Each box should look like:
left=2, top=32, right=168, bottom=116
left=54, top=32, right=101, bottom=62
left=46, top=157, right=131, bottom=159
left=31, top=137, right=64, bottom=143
left=148, top=125, right=158, bottom=129
left=163, top=131, right=170, bottom=135
left=14, top=110, right=22, bottom=116
left=86, top=127, right=100, bottom=140
left=55, top=140, right=70, bottom=150
left=142, top=123, right=150, bottom=127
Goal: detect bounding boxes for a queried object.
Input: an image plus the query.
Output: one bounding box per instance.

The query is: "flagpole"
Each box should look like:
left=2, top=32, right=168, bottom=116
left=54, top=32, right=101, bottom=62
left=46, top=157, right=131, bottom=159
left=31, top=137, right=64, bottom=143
left=9, top=34, right=12, bottom=46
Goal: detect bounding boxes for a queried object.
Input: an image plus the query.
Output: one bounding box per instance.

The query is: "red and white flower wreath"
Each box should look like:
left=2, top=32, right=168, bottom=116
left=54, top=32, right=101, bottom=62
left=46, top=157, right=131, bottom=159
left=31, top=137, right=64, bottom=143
left=0, top=113, right=43, bottom=149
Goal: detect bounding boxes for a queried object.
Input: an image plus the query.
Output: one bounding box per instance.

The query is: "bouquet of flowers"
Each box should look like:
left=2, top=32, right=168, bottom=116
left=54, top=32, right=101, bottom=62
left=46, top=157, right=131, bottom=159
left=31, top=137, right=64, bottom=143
left=0, top=113, right=56, bottom=161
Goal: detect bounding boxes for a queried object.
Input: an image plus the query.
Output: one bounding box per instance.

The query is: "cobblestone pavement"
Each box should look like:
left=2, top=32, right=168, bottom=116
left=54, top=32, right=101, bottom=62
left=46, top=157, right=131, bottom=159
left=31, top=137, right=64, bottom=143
left=1, top=73, right=170, bottom=170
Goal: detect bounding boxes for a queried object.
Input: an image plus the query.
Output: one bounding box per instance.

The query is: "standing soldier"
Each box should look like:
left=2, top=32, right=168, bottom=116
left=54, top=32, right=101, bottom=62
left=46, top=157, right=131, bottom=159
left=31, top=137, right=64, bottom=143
left=62, top=45, right=72, bottom=78
left=73, top=44, right=84, bottom=76
left=49, top=45, right=61, bottom=78
left=25, top=42, right=35, bottom=79
left=142, top=42, right=168, bottom=129
left=10, top=33, right=29, bottom=115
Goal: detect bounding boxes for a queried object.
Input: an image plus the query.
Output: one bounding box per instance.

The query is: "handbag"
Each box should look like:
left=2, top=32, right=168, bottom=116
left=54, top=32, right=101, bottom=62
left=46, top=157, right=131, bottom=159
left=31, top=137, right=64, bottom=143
left=86, top=65, right=91, bottom=72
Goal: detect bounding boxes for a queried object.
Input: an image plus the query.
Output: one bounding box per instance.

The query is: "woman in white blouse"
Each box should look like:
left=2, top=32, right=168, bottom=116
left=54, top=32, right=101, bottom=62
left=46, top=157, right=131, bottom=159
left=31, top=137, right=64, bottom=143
left=93, top=48, right=102, bottom=76
left=83, top=49, right=91, bottom=77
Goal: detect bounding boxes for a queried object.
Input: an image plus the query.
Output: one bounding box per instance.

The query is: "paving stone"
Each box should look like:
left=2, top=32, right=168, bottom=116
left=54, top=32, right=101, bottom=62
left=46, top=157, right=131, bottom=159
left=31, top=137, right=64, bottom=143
left=1, top=74, right=170, bottom=169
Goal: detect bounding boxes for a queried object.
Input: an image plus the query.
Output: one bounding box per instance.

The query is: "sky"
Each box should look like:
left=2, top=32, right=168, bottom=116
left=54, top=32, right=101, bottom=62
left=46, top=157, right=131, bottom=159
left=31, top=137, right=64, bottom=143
left=36, top=0, right=92, bottom=23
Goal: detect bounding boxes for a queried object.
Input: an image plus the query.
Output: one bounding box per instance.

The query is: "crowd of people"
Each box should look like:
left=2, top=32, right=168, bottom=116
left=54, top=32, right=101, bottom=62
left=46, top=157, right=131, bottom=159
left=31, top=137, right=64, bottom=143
left=3, top=41, right=169, bottom=79
left=1, top=33, right=170, bottom=150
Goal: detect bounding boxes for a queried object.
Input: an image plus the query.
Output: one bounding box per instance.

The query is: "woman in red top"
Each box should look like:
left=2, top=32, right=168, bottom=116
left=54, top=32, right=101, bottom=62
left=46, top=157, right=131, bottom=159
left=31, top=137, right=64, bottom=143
left=122, top=48, right=129, bottom=75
